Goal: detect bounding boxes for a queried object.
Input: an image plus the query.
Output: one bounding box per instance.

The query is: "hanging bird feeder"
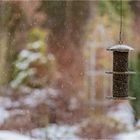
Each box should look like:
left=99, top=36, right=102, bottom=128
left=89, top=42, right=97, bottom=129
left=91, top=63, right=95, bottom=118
left=106, top=44, right=136, bottom=99
left=105, top=0, right=136, bottom=100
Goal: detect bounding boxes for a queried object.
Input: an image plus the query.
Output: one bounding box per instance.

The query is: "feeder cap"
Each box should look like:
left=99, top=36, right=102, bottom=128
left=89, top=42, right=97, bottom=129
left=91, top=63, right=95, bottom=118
left=107, top=44, right=134, bottom=52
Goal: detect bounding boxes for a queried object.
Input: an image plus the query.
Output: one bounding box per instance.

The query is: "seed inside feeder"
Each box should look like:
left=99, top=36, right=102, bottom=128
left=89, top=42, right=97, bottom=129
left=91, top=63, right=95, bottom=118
left=106, top=44, right=136, bottom=100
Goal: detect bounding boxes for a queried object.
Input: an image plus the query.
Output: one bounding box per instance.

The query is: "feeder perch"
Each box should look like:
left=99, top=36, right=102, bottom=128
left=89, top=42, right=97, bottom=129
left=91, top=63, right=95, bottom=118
left=106, top=44, right=136, bottom=100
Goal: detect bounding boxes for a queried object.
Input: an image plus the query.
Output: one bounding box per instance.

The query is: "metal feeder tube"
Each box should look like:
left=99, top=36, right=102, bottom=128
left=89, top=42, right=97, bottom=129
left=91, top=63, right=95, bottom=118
left=106, top=44, right=136, bottom=100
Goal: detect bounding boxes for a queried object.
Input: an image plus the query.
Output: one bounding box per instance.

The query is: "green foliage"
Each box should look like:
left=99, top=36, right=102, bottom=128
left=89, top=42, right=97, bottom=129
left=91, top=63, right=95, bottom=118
left=11, top=28, right=55, bottom=88
left=129, top=53, right=140, bottom=121
left=29, top=28, right=46, bottom=42
left=98, top=0, right=131, bottom=20
left=28, top=28, right=47, bottom=54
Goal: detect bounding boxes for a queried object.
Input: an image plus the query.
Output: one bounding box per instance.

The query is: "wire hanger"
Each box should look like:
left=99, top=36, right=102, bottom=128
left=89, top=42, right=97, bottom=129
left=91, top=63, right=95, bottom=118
left=119, top=0, right=123, bottom=44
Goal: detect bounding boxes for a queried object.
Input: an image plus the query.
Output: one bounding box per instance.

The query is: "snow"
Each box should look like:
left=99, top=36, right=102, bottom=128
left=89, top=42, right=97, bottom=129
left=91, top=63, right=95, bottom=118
left=115, top=130, right=140, bottom=140
left=0, top=97, right=13, bottom=124
left=10, top=69, right=35, bottom=88
left=29, top=41, right=42, bottom=50
left=0, top=88, right=59, bottom=126
left=136, top=120, right=140, bottom=127
left=107, top=102, right=140, bottom=140
left=47, top=54, right=55, bottom=61
left=21, top=88, right=59, bottom=107
left=16, top=51, right=42, bottom=70
left=0, top=108, right=10, bottom=124
left=68, top=97, right=80, bottom=111
left=0, top=97, right=30, bottom=125
left=31, top=124, right=80, bottom=140
left=115, top=120, right=140, bottom=140
left=0, top=97, right=13, bottom=108
left=107, top=102, right=135, bottom=130
left=19, top=50, right=31, bottom=59
left=107, top=44, right=134, bottom=52
left=0, top=96, right=20, bottom=109
left=0, top=131, right=38, bottom=140
left=11, top=46, right=49, bottom=88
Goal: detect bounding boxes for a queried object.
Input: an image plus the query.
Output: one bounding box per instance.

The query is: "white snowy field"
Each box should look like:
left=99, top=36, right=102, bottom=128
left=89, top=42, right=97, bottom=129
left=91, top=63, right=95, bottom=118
left=0, top=90, right=140, bottom=140
left=0, top=124, right=80, bottom=140
left=115, top=130, right=140, bottom=140
left=0, top=131, right=38, bottom=140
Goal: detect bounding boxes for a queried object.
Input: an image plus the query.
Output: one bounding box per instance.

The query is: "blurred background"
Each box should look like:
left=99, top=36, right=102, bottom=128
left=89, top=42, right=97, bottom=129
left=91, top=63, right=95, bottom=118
left=0, top=0, right=140, bottom=140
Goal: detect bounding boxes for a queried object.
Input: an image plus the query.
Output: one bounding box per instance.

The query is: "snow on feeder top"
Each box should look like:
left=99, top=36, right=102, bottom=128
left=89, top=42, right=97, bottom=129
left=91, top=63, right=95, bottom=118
left=106, top=44, right=136, bottom=100
left=107, top=44, right=134, bottom=52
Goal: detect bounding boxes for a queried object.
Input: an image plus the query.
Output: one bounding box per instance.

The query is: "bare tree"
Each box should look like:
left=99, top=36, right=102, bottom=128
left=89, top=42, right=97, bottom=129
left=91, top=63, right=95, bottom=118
left=0, top=1, right=25, bottom=85
left=39, top=1, right=93, bottom=97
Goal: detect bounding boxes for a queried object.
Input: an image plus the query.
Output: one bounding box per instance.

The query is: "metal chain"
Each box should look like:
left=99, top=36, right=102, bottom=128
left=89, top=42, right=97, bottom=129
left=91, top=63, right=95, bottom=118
left=119, top=0, right=123, bottom=44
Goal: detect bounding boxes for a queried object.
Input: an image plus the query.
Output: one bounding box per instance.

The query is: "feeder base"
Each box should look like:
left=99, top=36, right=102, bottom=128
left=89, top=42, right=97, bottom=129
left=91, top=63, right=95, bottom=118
left=105, top=71, right=136, bottom=75
left=106, top=96, right=136, bottom=100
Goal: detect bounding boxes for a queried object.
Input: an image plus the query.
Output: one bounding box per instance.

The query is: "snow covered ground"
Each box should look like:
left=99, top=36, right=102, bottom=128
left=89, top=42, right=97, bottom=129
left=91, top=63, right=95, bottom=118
left=21, top=88, right=59, bottom=108
left=31, top=124, right=80, bottom=140
left=107, top=102, right=140, bottom=140
left=1, top=117, right=140, bottom=140
left=0, top=90, right=139, bottom=140
left=0, top=124, right=80, bottom=140
left=0, top=90, right=80, bottom=140
left=107, top=101, right=135, bottom=130
left=0, top=131, right=38, bottom=140
left=115, top=129, right=140, bottom=140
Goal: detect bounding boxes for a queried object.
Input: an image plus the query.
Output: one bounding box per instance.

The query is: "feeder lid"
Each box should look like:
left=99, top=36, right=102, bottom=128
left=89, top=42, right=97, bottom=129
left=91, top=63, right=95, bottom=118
left=107, top=44, right=134, bottom=52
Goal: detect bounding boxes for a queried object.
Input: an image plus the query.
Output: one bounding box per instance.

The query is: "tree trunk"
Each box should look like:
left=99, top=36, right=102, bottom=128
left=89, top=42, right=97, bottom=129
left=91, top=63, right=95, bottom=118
left=0, top=1, right=24, bottom=86
left=0, top=32, right=9, bottom=85
left=45, top=1, right=91, bottom=97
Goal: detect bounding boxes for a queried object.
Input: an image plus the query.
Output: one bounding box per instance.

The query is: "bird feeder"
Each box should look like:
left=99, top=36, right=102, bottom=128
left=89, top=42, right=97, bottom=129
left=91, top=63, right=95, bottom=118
left=106, top=44, right=136, bottom=100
